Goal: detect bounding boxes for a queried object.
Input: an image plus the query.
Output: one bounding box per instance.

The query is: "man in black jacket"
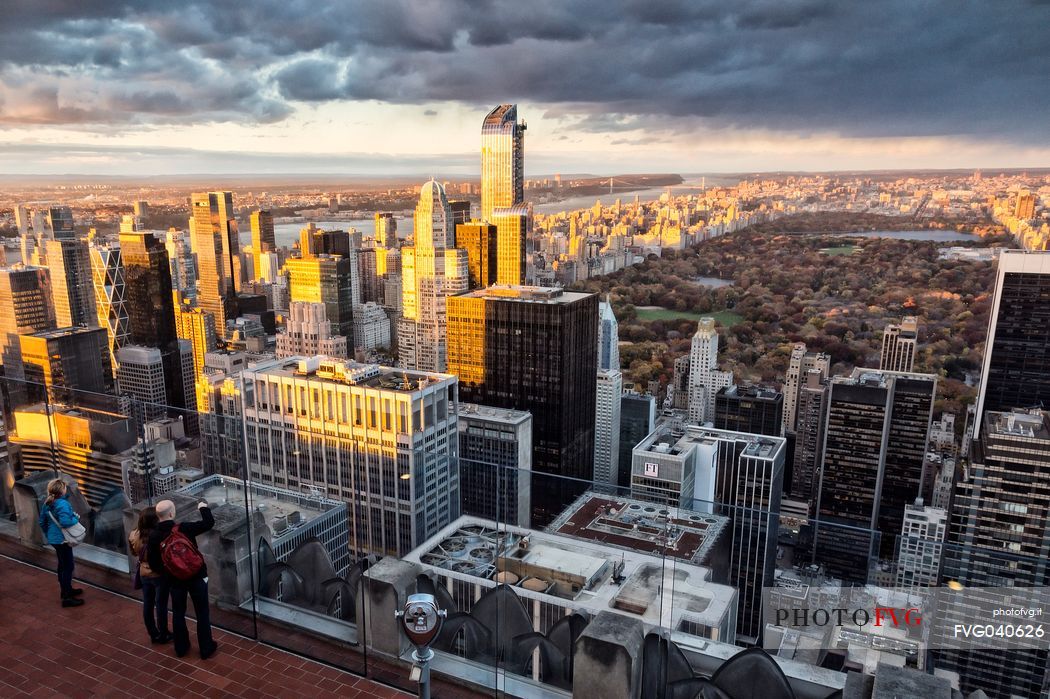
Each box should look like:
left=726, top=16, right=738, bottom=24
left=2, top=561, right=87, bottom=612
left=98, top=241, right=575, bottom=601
left=147, top=499, right=218, bottom=659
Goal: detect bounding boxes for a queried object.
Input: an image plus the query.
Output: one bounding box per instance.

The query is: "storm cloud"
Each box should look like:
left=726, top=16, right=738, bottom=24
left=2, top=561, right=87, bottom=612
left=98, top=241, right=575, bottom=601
left=1, top=0, right=1048, bottom=140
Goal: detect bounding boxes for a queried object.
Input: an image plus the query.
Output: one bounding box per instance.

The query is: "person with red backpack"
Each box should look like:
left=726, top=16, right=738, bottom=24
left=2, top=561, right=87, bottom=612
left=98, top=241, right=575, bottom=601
left=146, top=499, right=217, bottom=659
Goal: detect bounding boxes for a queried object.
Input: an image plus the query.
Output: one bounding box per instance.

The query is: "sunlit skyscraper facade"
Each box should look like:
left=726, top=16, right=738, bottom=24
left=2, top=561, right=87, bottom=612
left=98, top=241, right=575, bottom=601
left=189, top=191, right=239, bottom=332
left=398, top=180, right=468, bottom=372
left=480, top=104, right=525, bottom=223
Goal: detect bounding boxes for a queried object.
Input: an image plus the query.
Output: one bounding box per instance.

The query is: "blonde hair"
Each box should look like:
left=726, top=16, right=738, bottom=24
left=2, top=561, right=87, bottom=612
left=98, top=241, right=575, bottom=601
left=45, top=478, right=67, bottom=506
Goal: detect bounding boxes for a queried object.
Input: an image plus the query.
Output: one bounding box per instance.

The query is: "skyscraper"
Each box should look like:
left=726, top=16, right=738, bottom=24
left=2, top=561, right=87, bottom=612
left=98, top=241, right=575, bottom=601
left=119, top=218, right=187, bottom=416
left=491, top=205, right=528, bottom=286
left=173, top=296, right=217, bottom=380
left=45, top=206, right=75, bottom=239
left=164, top=228, right=196, bottom=302
left=275, top=301, right=348, bottom=359
left=249, top=209, right=275, bottom=282
left=189, top=191, right=239, bottom=332
left=45, top=238, right=96, bottom=328
left=936, top=409, right=1050, bottom=697
left=89, top=234, right=129, bottom=371
left=19, top=327, right=113, bottom=406
left=115, top=345, right=168, bottom=422
left=688, top=318, right=733, bottom=425
left=481, top=104, right=528, bottom=286
left=597, top=297, right=620, bottom=372
left=0, top=266, right=56, bottom=403
left=618, top=390, right=656, bottom=490
left=458, top=403, right=532, bottom=528
left=0, top=266, right=55, bottom=352
left=1014, top=191, right=1037, bottom=220
left=631, top=424, right=784, bottom=643
left=782, top=343, right=831, bottom=434
left=879, top=316, right=918, bottom=373
left=480, top=104, right=525, bottom=223
left=813, top=369, right=936, bottom=582
left=375, top=212, right=398, bottom=249
left=455, top=221, right=498, bottom=290
left=448, top=286, right=598, bottom=526
left=241, top=357, right=460, bottom=557
left=594, top=369, right=623, bottom=487
left=285, top=253, right=356, bottom=337
left=973, top=250, right=1050, bottom=431
left=714, top=384, right=783, bottom=436
left=398, top=180, right=468, bottom=372
left=790, top=369, right=828, bottom=509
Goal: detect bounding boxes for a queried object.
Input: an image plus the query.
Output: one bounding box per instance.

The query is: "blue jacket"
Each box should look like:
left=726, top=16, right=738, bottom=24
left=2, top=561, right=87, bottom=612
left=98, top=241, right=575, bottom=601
left=38, top=496, right=79, bottom=546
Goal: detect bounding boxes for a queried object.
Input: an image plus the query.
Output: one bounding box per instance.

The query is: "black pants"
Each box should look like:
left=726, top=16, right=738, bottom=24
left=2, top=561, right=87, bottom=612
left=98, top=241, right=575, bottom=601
left=170, top=576, right=214, bottom=656
left=51, top=543, right=74, bottom=598
left=141, top=576, right=170, bottom=638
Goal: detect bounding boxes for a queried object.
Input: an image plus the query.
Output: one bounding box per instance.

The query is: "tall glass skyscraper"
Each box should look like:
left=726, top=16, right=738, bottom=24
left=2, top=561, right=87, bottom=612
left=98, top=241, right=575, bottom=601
left=974, top=250, right=1050, bottom=431
left=481, top=104, right=528, bottom=286
left=480, top=104, right=525, bottom=222
left=189, top=191, right=239, bottom=332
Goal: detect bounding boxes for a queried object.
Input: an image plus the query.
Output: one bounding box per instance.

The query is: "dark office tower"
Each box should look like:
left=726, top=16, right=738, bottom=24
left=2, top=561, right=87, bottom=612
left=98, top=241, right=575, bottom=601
left=448, top=200, right=472, bottom=228
left=189, top=191, right=239, bottom=332
left=299, top=223, right=351, bottom=258
left=0, top=266, right=56, bottom=374
left=813, top=373, right=889, bottom=583
left=714, top=384, right=783, bottom=436
left=19, top=327, right=112, bottom=406
left=0, top=266, right=56, bottom=412
left=876, top=372, right=936, bottom=556
left=934, top=409, right=1050, bottom=698
left=712, top=429, right=785, bottom=644
left=455, top=221, right=498, bottom=289
left=448, top=286, right=597, bottom=526
left=617, top=391, right=656, bottom=490
left=790, top=369, right=828, bottom=509
left=46, top=206, right=75, bottom=239
left=118, top=221, right=187, bottom=417
left=974, top=251, right=1050, bottom=432
left=44, top=239, right=96, bottom=328
left=813, top=369, right=936, bottom=582
left=357, top=248, right=381, bottom=304
left=249, top=209, right=275, bottom=281
left=458, top=403, right=533, bottom=528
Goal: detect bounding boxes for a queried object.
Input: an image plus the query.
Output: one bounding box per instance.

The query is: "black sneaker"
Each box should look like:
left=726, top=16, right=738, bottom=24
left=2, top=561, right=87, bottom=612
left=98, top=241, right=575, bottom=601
left=200, top=642, right=219, bottom=660
left=62, top=598, right=85, bottom=608
left=151, top=632, right=173, bottom=644
left=70, top=588, right=84, bottom=597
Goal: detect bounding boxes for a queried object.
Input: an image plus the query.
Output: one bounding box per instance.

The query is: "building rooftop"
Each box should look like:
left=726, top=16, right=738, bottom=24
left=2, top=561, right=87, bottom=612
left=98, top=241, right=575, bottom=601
left=549, top=492, right=728, bottom=566
left=175, top=474, right=344, bottom=543
left=456, top=285, right=592, bottom=304
left=25, top=325, right=106, bottom=340
left=404, top=516, right=737, bottom=638
left=458, top=402, right=531, bottom=425
left=987, top=409, right=1050, bottom=439
left=250, top=356, right=454, bottom=392
left=639, top=424, right=785, bottom=462
left=720, top=384, right=782, bottom=401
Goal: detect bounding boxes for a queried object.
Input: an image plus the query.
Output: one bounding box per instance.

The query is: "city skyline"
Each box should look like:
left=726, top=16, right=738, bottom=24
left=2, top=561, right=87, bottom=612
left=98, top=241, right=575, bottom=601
left=1, top=2, right=1049, bottom=175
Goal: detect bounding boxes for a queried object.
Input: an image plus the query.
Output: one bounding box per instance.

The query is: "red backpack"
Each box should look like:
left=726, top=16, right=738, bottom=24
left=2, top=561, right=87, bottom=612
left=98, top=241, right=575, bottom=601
left=159, top=524, right=205, bottom=580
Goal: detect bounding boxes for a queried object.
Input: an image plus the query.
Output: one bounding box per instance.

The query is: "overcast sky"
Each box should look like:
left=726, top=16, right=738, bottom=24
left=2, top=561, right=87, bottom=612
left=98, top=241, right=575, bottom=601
left=2, top=0, right=1049, bottom=176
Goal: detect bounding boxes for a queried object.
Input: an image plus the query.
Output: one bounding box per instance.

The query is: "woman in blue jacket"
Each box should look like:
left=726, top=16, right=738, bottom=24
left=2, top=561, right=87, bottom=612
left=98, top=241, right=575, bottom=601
left=38, top=479, right=85, bottom=607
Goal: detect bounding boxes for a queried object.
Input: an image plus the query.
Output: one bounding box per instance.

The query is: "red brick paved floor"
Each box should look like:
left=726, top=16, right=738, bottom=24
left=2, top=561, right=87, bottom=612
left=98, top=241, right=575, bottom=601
left=0, top=555, right=409, bottom=698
